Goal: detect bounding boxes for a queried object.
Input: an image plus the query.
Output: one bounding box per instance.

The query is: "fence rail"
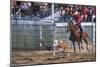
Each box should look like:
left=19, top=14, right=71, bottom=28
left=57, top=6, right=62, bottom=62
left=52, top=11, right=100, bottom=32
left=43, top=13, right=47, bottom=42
left=11, top=19, right=95, bottom=49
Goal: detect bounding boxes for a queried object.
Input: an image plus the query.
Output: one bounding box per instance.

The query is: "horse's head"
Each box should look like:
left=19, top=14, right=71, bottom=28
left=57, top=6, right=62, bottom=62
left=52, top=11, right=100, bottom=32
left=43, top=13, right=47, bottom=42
left=67, top=21, right=78, bottom=33
left=67, top=22, right=73, bottom=33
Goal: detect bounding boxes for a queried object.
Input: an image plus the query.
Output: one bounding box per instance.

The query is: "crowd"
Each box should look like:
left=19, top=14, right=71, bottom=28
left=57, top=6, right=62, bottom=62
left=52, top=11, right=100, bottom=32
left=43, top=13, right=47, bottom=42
left=11, top=1, right=96, bottom=22
left=11, top=1, right=52, bottom=19
left=58, top=4, right=96, bottom=22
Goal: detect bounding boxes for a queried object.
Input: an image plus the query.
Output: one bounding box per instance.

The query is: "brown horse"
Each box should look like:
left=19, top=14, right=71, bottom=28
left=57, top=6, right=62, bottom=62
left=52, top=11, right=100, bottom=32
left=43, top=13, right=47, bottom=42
left=67, top=22, right=89, bottom=53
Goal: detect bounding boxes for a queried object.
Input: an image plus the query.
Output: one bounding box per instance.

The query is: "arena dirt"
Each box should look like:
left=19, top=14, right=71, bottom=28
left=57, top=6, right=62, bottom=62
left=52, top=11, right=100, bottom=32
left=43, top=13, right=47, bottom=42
left=11, top=49, right=96, bottom=66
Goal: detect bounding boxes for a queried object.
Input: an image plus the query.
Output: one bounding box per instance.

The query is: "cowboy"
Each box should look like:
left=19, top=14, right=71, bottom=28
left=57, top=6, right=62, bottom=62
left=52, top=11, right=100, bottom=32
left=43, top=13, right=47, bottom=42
left=72, top=10, right=83, bottom=43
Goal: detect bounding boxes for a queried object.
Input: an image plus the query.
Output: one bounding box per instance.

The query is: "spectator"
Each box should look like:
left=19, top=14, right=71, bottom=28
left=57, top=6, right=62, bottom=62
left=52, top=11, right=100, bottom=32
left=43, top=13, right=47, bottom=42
left=92, top=7, right=96, bottom=22
left=43, top=4, right=48, bottom=17
left=15, top=1, right=31, bottom=18
left=11, top=0, right=17, bottom=17
left=40, top=5, right=44, bottom=18
left=20, top=2, right=30, bottom=10
left=11, top=0, right=16, bottom=9
left=69, top=6, right=73, bottom=15
left=65, top=6, right=69, bottom=15
left=87, top=7, right=93, bottom=22
left=59, top=6, right=64, bottom=16
left=81, top=6, right=89, bottom=22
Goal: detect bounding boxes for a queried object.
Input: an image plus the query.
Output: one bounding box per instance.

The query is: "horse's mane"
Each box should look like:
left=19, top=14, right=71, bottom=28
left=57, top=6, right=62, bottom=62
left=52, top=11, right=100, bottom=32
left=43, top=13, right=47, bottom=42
left=70, top=24, right=78, bottom=33
left=73, top=24, right=79, bottom=31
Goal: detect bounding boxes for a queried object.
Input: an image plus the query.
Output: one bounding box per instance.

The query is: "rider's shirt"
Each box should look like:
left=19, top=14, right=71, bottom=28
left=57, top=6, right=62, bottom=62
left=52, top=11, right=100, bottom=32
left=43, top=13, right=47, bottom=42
left=73, top=14, right=82, bottom=26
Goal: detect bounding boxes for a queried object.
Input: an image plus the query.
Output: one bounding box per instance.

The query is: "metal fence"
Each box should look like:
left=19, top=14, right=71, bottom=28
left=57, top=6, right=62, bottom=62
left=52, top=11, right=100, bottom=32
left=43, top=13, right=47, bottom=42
left=11, top=18, right=95, bottom=49
left=11, top=18, right=55, bottom=49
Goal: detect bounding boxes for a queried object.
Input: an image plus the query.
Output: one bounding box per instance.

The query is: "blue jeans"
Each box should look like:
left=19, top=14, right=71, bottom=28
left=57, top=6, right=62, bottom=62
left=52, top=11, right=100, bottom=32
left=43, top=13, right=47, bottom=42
left=78, top=24, right=83, bottom=42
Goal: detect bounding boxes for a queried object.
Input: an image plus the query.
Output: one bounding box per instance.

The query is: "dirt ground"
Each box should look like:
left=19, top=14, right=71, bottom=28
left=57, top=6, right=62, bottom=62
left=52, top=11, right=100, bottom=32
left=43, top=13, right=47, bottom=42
left=11, top=47, right=96, bottom=66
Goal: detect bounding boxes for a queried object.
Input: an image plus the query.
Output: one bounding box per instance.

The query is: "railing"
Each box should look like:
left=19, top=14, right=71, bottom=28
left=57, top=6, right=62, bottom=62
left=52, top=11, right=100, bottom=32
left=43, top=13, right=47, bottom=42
left=11, top=17, right=96, bottom=49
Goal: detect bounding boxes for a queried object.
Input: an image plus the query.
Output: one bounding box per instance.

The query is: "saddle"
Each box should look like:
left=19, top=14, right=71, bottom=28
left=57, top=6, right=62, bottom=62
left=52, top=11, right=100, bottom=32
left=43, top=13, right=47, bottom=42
left=69, top=32, right=83, bottom=41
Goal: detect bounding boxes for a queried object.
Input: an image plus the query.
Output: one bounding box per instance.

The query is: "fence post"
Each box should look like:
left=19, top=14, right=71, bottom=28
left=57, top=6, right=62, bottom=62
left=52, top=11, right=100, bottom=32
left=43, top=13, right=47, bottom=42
left=40, top=25, right=42, bottom=49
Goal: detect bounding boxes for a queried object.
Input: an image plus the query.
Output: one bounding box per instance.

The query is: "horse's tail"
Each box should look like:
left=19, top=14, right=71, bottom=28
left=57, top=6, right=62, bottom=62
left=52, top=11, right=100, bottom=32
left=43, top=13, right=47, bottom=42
left=87, top=33, right=95, bottom=52
left=86, top=32, right=92, bottom=44
left=83, top=32, right=93, bottom=45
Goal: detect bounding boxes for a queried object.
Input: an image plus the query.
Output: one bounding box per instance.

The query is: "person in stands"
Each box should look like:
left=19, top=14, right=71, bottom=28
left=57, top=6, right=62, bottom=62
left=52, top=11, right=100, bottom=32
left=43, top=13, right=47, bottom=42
left=92, top=7, right=96, bottom=22
left=81, top=6, right=89, bottom=22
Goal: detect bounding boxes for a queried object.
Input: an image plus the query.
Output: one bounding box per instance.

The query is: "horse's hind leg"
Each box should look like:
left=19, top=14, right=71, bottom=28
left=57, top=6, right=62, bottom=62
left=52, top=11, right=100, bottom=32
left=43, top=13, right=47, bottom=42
left=84, top=39, right=89, bottom=51
left=80, top=42, right=84, bottom=50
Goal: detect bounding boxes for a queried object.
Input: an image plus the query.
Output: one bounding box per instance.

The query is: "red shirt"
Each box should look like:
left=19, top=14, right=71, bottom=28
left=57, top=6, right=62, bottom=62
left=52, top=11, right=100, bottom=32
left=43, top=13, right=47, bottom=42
left=93, top=7, right=96, bottom=15
left=82, top=6, right=89, bottom=15
left=73, top=14, right=82, bottom=25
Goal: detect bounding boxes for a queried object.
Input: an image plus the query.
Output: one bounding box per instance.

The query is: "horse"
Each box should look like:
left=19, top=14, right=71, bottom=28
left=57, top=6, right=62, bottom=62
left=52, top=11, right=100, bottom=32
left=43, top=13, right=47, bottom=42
left=53, top=39, right=69, bottom=58
left=67, top=22, right=89, bottom=53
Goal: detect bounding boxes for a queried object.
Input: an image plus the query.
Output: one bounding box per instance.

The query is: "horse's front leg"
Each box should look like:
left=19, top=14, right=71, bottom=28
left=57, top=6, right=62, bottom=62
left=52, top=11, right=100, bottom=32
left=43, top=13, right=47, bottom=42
left=72, top=41, right=76, bottom=53
left=78, top=42, right=81, bottom=52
